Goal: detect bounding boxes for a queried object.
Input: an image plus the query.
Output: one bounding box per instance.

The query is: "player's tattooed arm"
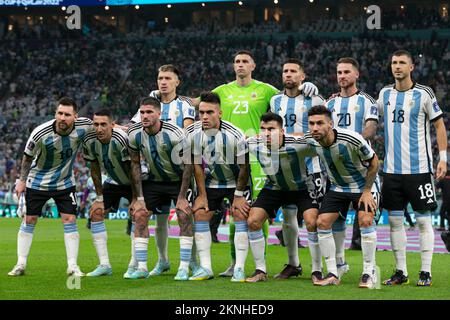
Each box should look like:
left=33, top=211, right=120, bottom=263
left=19, top=154, right=33, bottom=182
left=15, top=154, right=33, bottom=197
left=362, top=119, right=378, bottom=141
left=233, top=159, right=251, bottom=217
left=359, top=153, right=379, bottom=213
left=129, top=149, right=143, bottom=198
left=90, top=160, right=103, bottom=196
left=176, top=164, right=195, bottom=215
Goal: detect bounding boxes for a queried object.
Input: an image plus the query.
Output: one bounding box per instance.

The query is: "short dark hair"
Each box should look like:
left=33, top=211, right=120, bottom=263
left=392, top=50, right=414, bottom=63
left=58, top=97, right=77, bottom=112
left=158, top=64, right=181, bottom=79
left=234, top=50, right=254, bottom=62
left=139, top=97, right=160, bottom=110
left=200, top=91, right=221, bottom=106
left=260, top=112, right=283, bottom=128
left=283, top=58, right=304, bottom=71
left=337, top=57, right=360, bottom=70
left=94, top=108, right=113, bottom=120
left=308, top=105, right=332, bottom=119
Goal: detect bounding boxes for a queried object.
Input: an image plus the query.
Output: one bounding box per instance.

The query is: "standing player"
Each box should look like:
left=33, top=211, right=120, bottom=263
left=130, top=65, right=196, bottom=277
left=241, top=112, right=318, bottom=282
left=183, top=92, right=251, bottom=280
left=378, top=50, right=447, bottom=286
left=326, top=57, right=380, bottom=278
left=8, top=97, right=93, bottom=277
left=192, top=50, right=319, bottom=276
left=127, top=97, right=198, bottom=280
left=82, top=109, right=136, bottom=278
left=270, top=58, right=326, bottom=281
left=305, top=105, right=379, bottom=288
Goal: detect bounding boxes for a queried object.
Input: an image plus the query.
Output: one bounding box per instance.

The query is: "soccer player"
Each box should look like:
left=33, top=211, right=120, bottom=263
left=270, top=58, right=326, bottom=281
left=241, top=112, right=319, bottom=282
left=183, top=91, right=251, bottom=280
left=82, top=109, right=135, bottom=278
left=326, top=57, right=380, bottom=278
left=378, top=50, right=447, bottom=286
left=191, top=50, right=319, bottom=277
left=8, top=97, right=93, bottom=277
left=305, top=105, right=379, bottom=288
left=129, top=64, right=196, bottom=277
left=127, top=97, right=198, bottom=280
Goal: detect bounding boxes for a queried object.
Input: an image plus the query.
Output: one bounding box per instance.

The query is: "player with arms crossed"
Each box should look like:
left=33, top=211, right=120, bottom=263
left=326, top=57, right=380, bottom=278
left=239, top=112, right=319, bottom=282
left=270, top=58, right=326, bottom=281
left=82, top=109, right=138, bottom=278
left=9, top=97, right=93, bottom=277
left=305, top=106, right=379, bottom=288
left=127, top=97, right=200, bottom=280
left=378, top=50, right=447, bottom=286
left=183, top=92, right=251, bottom=280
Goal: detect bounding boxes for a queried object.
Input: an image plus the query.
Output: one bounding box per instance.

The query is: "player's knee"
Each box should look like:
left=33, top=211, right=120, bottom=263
left=61, top=214, right=76, bottom=224
left=91, top=213, right=104, bottom=222
left=305, top=219, right=317, bottom=232
left=194, top=211, right=211, bottom=222
left=247, top=218, right=262, bottom=232
left=358, top=214, right=373, bottom=228
left=176, top=211, right=190, bottom=226
left=316, top=216, right=331, bottom=230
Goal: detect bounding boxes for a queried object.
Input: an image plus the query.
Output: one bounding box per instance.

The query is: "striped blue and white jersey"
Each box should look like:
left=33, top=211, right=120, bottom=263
left=377, top=83, right=443, bottom=174
left=304, top=128, right=376, bottom=193
left=247, top=135, right=315, bottom=191
left=127, top=121, right=184, bottom=182
left=184, top=120, right=247, bottom=189
left=270, top=92, right=325, bottom=175
left=82, top=128, right=131, bottom=186
left=24, top=118, right=93, bottom=191
left=327, top=91, right=379, bottom=133
left=131, top=94, right=195, bottom=128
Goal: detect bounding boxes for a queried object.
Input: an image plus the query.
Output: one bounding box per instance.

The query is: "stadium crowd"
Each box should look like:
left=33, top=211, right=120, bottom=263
left=0, top=11, right=449, bottom=197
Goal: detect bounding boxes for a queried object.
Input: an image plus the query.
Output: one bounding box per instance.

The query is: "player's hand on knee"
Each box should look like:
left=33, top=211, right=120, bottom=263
left=176, top=197, right=194, bottom=216
left=232, top=196, right=250, bottom=218
left=358, top=190, right=376, bottom=214
left=299, top=82, right=319, bottom=97
left=131, top=198, right=148, bottom=217
left=191, top=195, right=208, bottom=214
left=89, top=199, right=105, bottom=217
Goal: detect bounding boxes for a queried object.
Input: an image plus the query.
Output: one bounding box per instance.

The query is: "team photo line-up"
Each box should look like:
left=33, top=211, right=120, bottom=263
left=7, top=48, right=448, bottom=289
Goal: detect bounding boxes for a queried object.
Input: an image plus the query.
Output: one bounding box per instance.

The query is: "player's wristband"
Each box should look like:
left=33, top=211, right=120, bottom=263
left=94, top=195, right=103, bottom=202
left=440, top=150, right=447, bottom=163
left=234, top=190, right=244, bottom=197
left=137, top=196, right=145, bottom=201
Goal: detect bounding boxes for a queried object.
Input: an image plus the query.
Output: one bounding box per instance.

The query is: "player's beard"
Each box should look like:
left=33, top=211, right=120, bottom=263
left=56, top=122, right=71, bottom=135
left=283, top=82, right=298, bottom=90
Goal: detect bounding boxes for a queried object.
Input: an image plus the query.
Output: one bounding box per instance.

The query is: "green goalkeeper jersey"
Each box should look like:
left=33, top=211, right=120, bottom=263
left=212, top=80, right=279, bottom=137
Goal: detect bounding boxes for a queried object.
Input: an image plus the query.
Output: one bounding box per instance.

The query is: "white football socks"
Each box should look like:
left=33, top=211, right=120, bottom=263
left=248, top=229, right=266, bottom=273
left=318, top=229, right=337, bottom=276
left=179, top=236, right=193, bottom=270
left=361, top=226, right=377, bottom=275
left=234, top=221, right=249, bottom=271
left=282, top=206, right=299, bottom=266
left=194, top=221, right=212, bottom=272
left=389, top=213, right=408, bottom=276
left=91, top=221, right=110, bottom=267
left=128, top=222, right=137, bottom=268
left=135, top=237, right=149, bottom=271
left=416, top=214, right=434, bottom=274
left=332, top=219, right=346, bottom=266
left=155, top=214, right=169, bottom=263
left=307, top=231, right=322, bottom=273
left=63, top=222, right=80, bottom=268
left=17, top=222, right=35, bottom=267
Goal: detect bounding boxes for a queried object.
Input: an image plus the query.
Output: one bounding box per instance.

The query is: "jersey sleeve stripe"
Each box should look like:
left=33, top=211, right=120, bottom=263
left=32, top=126, right=53, bottom=142
left=337, top=136, right=362, bottom=148
left=361, top=92, right=377, bottom=104
left=416, top=84, right=435, bottom=99
left=112, top=132, right=128, bottom=148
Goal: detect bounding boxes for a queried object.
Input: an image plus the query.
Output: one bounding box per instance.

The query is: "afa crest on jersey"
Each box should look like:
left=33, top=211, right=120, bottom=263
left=251, top=92, right=258, bottom=100
left=432, top=101, right=441, bottom=112
left=353, top=104, right=360, bottom=112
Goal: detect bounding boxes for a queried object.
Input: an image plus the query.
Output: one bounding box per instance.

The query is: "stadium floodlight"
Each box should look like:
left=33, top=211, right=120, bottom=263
left=105, top=5, right=110, bottom=9
left=135, top=4, right=140, bottom=8
left=274, top=0, right=278, bottom=4
left=167, top=4, right=172, bottom=7
left=61, top=6, right=66, bottom=10
left=309, top=0, right=314, bottom=3
left=201, top=2, right=205, bottom=6
left=238, top=1, right=243, bottom=5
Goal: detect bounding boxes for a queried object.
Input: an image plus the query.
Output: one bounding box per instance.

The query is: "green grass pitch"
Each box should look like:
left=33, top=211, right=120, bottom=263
left=0, top=219, right=449, bottom=300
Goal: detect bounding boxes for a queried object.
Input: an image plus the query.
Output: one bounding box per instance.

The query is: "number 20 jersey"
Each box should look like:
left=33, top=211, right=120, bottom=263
left=24, top=118, right=93, bottom=191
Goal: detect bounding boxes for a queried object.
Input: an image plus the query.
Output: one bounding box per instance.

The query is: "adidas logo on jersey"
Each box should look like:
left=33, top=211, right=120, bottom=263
left=427, top=198, right=434, bottom=204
